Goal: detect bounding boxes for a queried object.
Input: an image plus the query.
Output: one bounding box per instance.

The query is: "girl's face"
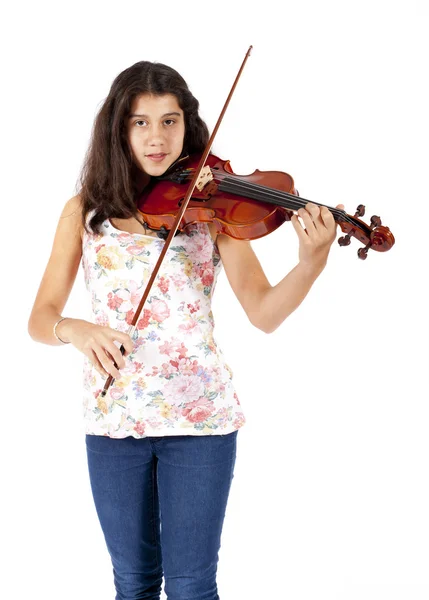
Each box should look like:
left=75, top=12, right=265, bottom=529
left=126, top=93, right=185, bottom=177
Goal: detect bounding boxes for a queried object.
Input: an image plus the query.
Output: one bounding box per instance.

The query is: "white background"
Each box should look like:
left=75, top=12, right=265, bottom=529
left=2, top=1, right=428, bottom=598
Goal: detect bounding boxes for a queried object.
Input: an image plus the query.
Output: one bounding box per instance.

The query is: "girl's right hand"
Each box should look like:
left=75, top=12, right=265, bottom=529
left=58, top=318, right=134, bottom=379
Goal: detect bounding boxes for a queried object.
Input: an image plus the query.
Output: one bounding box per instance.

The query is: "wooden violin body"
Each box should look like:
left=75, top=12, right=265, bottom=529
left=137, top=153, right=296, bottom=240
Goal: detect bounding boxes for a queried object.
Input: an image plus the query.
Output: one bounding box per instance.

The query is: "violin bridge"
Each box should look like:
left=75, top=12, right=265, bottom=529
left=196, top=166, right=213, bottom=191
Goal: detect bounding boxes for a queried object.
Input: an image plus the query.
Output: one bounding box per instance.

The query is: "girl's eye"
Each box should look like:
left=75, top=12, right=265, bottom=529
left=134, top=119, right=175, bottom=127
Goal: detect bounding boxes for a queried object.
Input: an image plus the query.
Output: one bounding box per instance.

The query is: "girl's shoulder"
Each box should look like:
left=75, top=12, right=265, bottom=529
left=59, top=194, right=84, bottom=239
left=61, top=194, right=82, bottom=216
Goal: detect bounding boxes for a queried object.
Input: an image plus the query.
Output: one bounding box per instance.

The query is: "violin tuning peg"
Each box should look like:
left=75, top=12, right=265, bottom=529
left=354, top=204, right=365, bottom=218
left=370, top=215, right=382, bottom=229
left=338, top=234, right=352, bottom=247
left=357, top=240, right=373, bottom=259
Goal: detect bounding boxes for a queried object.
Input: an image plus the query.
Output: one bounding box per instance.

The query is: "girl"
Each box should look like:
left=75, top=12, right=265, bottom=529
left=28, top=61, right=343, bottom=600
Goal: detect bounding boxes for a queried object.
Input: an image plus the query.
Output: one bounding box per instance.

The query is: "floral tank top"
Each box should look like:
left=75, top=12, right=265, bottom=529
left=81, top=218, right=246, bottom=439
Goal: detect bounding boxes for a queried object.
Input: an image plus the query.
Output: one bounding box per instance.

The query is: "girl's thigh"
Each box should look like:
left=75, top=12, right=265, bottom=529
left=85, top=434, right=163, bottom=599
left=154, top=431, right=238, bottom=599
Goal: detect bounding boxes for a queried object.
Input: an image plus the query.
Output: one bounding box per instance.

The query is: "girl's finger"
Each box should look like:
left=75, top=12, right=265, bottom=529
left=105, top=339, right=127, bottom=369
left=305, top=203, right=324, bottom=229
left=113, top=331, right=134, bottom=356
left=102, top=350, right=122, bottom=379
left=92, top=342, right=122, bottom=379
left=298, top=208, right=317, bottom=235
left=291, top=214, right=310, bottom=244
left=319, top=206, right=336, bottom=230
left=87, top=349, right=109, bottom=378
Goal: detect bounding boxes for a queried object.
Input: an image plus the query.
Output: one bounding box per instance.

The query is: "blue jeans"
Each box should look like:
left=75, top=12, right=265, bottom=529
left=85, top=430, right=238, bottom=600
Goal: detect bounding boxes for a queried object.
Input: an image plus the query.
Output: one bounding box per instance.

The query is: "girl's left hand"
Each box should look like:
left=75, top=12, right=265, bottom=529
left=291, top=202, right=345, bottom=273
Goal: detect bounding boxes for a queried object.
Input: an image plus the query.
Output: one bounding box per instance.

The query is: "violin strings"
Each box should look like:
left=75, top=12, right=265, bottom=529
left=210, top=170, right=328, bottom=209
left=214, top=172, right=350, bottom=221
left=210, top=170, right=358, bottom=228
left=223, top=178, right=347, bottom=219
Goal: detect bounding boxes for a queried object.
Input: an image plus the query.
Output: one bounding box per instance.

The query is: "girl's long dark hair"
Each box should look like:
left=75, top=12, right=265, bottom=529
left=77, top=61, right=209, bottom=234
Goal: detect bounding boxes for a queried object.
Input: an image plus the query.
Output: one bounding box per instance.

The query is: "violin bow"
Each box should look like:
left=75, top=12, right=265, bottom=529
left=98, top=45, right=253, bottom=402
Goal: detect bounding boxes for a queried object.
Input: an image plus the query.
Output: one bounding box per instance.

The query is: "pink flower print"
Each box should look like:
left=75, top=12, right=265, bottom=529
left=186, top=231, right=213, bottom=263
left=95, top=312, right=109, bottom=327
left=145, top=365, right=160, bottom=377
left=163, top=374, right=204, bottom=406
left=127, top=244, right=147, bottom=256
left=134, top=337, right=146, bottom=351
left=116, top=281, right=141, bottom=313
left=176, top=357, right=199, bottom=376
left=116, top=232, right=134, bottom=245
left=200, top=262, right=214, bottom=287
left=170, top=274, right=187, bottom=291
left=134, top=420, right=145, bottom=436
left=110, top=387, right=125, bottom=400
left=107, top=292, right=124, bottom=310
left=170, top=357, right=198, bottom=376
left=233, top=413, right=246, bottom=428
left=169, top=405, right=183, bottom=420
left=159, top=340, right=176, bottom=356
left=150, top=299, right=170, bottom=323
left=179, top=319, right=199, bottom=336
left=95, top=243, right=106, bottom=252
left=234, top=392, right=241, bottom=405
left=216, top=407, right=229, bottom=427
left=161, top=361, right=178, bottom=378
left=167, top=338, right=189, bottom=358
left=137, top=308, right=151, bottom=330
left=157, top=276, right=170, bottom=294
left=212, top=365, right=221, bottom=378
left=186, top=299, right=200, bottom=314
left=161, top=337, right=189, bottom=358
left=121, top=360, right=143, bottom=376
left=177, top=342, right=189, bottom=358
left=182, top=397, right=214, bottom=423
left=146, top=417, right=162, bottom=430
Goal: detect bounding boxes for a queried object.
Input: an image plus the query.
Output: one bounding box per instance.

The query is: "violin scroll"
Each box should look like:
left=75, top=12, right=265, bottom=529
left=337, top=205, right=395, bottom=260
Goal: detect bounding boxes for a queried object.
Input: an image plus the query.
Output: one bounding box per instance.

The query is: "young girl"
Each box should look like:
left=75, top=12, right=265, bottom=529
left=28, top=60, right=343, bottom=600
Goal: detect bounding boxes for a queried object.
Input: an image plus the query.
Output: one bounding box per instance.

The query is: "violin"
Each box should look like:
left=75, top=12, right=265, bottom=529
left=137, top=152, right=395, bottom=261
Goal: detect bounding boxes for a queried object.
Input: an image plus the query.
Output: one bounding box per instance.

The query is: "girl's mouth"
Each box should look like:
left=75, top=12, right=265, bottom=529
left=146, top=153, right=167, bottom=162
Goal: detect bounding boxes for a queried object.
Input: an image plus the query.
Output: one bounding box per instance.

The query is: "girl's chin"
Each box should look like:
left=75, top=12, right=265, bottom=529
left=133, top=153, right=182, bottom=178
left=144, top=157, right=178, bottom=175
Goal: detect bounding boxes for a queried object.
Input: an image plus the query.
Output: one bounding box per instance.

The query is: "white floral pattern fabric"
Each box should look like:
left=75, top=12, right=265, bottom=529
left=81, top=219, right=246, bottom=439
